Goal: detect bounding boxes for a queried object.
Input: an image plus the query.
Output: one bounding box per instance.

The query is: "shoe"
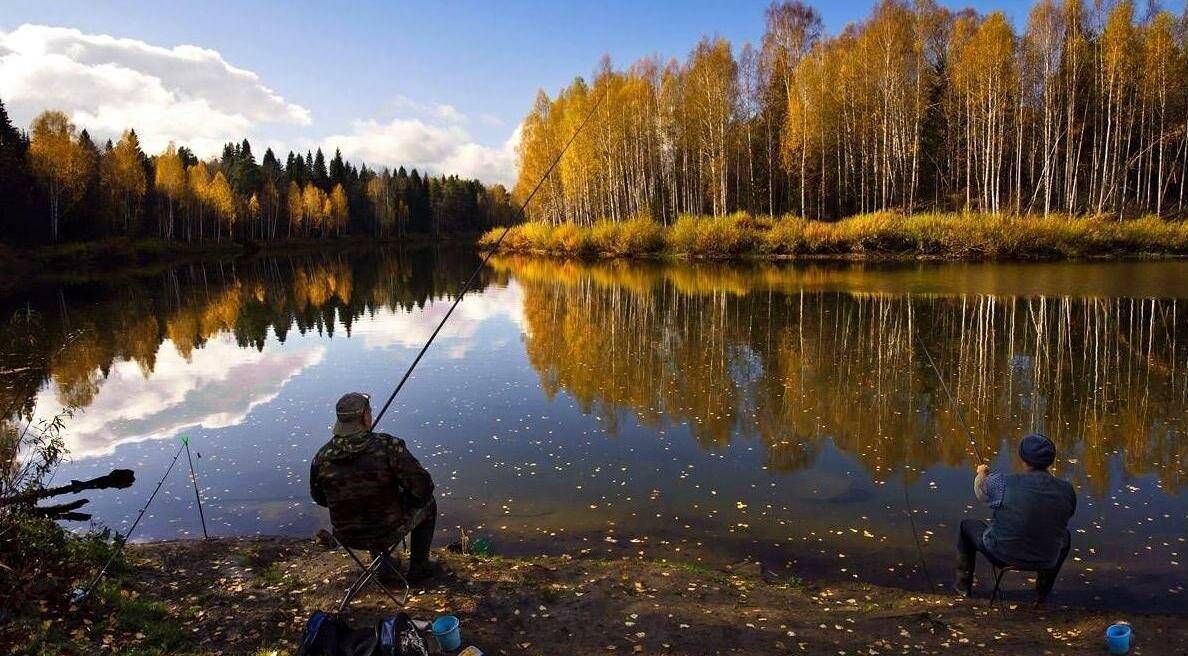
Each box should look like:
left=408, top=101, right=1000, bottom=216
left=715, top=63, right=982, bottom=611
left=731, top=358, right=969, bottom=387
left=376, top=554, right=405, bottom=587
left=407, top=559, right=442, bottom=585
left=952, top=581, right=972, bottom=598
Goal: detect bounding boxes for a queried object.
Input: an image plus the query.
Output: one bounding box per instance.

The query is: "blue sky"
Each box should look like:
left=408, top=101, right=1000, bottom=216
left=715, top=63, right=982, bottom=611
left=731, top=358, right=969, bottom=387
left=0, top=0, right=1052, bottom=184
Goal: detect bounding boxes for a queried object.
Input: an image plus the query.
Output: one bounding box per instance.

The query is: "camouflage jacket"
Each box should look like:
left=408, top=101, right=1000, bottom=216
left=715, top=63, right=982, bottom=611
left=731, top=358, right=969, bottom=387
left=309, top=430, right=434, bottom=550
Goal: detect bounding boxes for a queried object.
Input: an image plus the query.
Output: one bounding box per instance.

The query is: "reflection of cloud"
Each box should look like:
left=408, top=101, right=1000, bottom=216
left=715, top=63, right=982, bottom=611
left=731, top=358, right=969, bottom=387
left=37, top=335, right=325, bottom=459
left=351, top=284, right=523, bottom=358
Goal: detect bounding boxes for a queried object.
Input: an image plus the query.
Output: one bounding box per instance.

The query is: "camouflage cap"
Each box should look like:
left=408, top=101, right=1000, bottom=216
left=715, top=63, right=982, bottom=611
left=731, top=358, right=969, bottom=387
left=333, top=392, right=371, bottom=436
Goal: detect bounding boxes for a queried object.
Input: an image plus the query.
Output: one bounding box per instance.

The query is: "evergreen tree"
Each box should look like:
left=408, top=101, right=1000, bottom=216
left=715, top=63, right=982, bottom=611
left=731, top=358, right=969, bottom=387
left=232, top=138, right=262, bottom=196
left=312, top=148, right=329, bottom=189
left=0, top=99, right=33, bottom=239
left=177, top=146, right=198, bottom=168
left=329, top=148, right=347, bottom=188
left=286, top=151, right=308, bottom=186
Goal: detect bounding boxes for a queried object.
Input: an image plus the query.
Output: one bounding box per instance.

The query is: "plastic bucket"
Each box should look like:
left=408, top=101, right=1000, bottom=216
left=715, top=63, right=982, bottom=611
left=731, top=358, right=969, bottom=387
left=1106, top=623, right=1131, bottom=655
left=432, top=615, right=462, bottom=651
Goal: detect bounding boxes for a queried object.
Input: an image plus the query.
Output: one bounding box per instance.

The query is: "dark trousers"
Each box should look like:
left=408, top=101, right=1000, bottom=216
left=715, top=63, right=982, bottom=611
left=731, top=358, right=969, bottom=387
left=407, top=497, right=436, bottom=566
left=956, top=519, right=1070, bottom=599
left=371, top=497, right=437, bottom=571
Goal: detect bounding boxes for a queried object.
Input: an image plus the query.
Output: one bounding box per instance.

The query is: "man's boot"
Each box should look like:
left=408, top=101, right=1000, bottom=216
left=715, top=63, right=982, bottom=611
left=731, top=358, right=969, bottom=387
left=375, top=552, right=404, bottom=587
left=407, top=558, right=442, bottom=585
left=953, top=570, right=973, bottom=597
left=953, top=551, right=974, bottom=597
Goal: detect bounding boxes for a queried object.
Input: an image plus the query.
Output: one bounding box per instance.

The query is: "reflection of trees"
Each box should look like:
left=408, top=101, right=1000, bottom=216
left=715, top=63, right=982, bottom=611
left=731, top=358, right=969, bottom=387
left=0, top=248, right=492, bottom=425
left=501, top=257, right=1187, bottom=493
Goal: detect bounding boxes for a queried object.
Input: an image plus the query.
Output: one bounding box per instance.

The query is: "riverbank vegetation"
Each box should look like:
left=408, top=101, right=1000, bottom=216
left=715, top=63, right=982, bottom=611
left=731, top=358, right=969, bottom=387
left=481, top=212, right=1188, bottom=258
left=513, top=0, right=1187, bottom=232
left=0, top=99, right=517, bottom=247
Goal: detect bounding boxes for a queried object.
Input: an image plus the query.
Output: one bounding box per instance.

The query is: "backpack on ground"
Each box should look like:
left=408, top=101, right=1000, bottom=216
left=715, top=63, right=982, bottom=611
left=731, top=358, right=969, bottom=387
left=297, top=610, right=430, bottom=656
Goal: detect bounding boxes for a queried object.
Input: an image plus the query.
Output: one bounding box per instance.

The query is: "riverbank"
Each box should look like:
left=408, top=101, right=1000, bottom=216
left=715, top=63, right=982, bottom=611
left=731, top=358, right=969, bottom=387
left=0, top=233, right=480, bottom=291
left=5, top=535, right=1183, bottom=655
left=478, top=212, right=1188, bottom=260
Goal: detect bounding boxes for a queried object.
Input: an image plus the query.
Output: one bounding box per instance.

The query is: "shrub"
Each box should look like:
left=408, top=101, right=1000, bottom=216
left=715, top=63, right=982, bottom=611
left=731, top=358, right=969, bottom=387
left=615, top=217, right=664, bottom=255
left=665, top=214, right=754, bottom=257
left=482, top=212, right=1188, bottom=259
left=477, top=226, right=511, bottom=250
left=552, top=223, right=593, bottom=254
left=588, top=219, right=622, bottom=255
left=761, top=216, right=806, bottom=254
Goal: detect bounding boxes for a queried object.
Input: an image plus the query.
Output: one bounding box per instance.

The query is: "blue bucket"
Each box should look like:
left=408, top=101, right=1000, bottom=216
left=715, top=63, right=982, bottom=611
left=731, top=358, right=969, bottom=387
left=1106, top=623, right=1131, bottom=655
left=432, top=615, right=462, bottom=651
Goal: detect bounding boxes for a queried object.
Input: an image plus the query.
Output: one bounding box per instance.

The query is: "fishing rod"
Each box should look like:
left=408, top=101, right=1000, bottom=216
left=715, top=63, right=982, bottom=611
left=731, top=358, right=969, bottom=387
left=182, top=435, right=209, bottom=540
left=897, top=333, right=990, bottom=592
left=369, top=89, right=606, bottom=431
left=901, top=480, right=935, bottom=590
left=72, top=438, right=187, bottom=603
left=915, top=334, right=989, bottom=464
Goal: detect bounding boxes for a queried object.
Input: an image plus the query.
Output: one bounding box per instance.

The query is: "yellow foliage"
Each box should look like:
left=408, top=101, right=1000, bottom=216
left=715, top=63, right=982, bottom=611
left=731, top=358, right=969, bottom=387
left=487, top=212, right=1188, bottom=259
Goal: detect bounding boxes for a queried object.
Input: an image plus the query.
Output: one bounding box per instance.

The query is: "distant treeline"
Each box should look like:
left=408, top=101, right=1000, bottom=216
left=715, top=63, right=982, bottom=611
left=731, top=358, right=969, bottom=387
left=0, top=101, right=518, bottom=246
left=516, top=0, right=1188, bottom=224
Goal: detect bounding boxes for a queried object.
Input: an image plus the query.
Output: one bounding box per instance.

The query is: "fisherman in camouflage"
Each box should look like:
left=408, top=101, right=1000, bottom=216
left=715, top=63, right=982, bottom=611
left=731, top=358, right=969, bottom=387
left=310, top=392, right=438, bottom=583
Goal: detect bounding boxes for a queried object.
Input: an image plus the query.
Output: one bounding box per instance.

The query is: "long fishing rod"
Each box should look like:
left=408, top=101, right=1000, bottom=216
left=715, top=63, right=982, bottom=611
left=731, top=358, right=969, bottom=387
left=897, top=333, right=990, bottom=592
left=915, top=334, right=989, bottom=464
left=901, top=480, right=935, bottom=590
left=73, top=439, right=187, bottom=603
left=182, top=435, right=209, bottom=540
left=369, top=89, right=606, bottom=431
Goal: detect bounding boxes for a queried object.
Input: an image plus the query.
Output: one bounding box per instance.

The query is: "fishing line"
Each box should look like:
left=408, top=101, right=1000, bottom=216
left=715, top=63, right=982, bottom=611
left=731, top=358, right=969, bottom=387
left=369, top=88, right=606, bottom=431
left=901, top=478, right=935, bottom=591
left=916, top=334, right=988, bottom=464
left=899, top=333, right=990, bottom=592
left=73, top=439, right=187, bottom=602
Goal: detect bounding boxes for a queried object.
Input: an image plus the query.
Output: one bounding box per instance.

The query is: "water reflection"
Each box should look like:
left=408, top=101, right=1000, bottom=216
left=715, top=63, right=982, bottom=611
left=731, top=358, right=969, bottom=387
left=497, top=256, right=1187, bottom=494
left=1, top=248, right=497, bottom=456
left=2, top=252, right=1185, bottom=611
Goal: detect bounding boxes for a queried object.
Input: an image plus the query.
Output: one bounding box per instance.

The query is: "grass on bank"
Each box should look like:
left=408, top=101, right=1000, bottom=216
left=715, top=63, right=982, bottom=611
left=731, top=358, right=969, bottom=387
left=479, top=211, right=1188, bottom=259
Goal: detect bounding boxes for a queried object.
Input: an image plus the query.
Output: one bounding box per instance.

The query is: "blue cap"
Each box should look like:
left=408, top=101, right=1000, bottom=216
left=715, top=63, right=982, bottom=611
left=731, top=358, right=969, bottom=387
left=1019, top=433, right=1056, bottom=469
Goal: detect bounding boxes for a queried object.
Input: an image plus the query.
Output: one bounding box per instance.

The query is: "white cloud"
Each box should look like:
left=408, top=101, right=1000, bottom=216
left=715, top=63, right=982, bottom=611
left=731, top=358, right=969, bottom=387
left=0, top=24, right=519, bottom=184
left=477, top=113, right=504, bottom=127
left=433, top=104, right=467, bottom=124
left=391, top=95, right=468, bottom=124
left=321, top=115, right=520, bottom=186
left=0, top=24, right=310, bottom=156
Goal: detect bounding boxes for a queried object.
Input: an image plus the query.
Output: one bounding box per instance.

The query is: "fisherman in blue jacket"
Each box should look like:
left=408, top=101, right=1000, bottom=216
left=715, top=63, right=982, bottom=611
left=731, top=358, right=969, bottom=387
left=955, top=433, right=1076, bottom=603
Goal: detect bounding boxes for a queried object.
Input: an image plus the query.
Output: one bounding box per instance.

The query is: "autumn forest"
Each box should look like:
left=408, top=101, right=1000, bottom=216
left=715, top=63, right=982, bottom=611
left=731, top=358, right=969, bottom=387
left=516, top=0, right=1188, bottom=224
left=0, top=103, right=518, bottom=247
left=2, top=0, right=1187, bottom=256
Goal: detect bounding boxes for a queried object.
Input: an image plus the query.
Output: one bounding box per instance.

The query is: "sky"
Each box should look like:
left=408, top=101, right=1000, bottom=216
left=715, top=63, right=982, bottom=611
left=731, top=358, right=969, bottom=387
left=1, top=0, right=1050, bottom=186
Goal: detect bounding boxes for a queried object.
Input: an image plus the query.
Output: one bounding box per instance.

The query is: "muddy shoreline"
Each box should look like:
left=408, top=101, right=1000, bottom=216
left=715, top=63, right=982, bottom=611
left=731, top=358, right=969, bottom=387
left=18, top=535, right=1183, bottom=655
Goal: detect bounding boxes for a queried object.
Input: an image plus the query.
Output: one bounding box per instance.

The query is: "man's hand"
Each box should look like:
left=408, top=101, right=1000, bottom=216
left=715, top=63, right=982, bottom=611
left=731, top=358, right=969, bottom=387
left=976, top=464, right=990, bottom=476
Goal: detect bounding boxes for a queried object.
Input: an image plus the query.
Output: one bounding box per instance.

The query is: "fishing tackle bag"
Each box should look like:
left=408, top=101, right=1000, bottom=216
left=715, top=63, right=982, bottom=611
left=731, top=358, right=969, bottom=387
left=297, top=610, right=431, bottom=656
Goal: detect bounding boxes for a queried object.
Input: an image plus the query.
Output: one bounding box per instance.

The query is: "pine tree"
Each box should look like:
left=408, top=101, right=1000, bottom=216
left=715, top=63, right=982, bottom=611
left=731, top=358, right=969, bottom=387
left=313, top=148, right=329, bottom=189
left=329, top=148, right=347, bottom=188
left=0, top=98, right=33, bottom=241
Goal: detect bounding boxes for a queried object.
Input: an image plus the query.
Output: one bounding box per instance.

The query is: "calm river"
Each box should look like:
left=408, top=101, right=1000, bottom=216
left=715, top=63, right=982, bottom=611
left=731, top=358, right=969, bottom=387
left=2, top=250, right=1184, bottom=612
